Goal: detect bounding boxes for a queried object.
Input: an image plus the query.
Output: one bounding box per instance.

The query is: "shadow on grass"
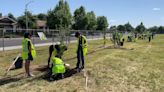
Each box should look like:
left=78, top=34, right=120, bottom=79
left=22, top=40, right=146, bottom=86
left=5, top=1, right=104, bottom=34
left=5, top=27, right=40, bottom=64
left=0, top=76, right=23, bottom=86
left=40, top=68, right=78, bottom=82
left=104, top=45, right=134, bottom=50
left=0, top=46, right=110, bottom=86
left=0, top=67, right=79, bottom=86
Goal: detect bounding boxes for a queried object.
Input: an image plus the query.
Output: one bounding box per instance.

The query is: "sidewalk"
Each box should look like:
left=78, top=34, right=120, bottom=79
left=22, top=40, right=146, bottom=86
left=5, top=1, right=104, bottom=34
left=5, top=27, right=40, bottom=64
left=0, top=37, right=108, bottom=51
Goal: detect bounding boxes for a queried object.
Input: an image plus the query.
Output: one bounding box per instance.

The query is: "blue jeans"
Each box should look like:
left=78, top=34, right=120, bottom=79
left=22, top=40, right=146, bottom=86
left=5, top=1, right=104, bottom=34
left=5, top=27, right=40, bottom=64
left=76, top=48, right=84, bottom=69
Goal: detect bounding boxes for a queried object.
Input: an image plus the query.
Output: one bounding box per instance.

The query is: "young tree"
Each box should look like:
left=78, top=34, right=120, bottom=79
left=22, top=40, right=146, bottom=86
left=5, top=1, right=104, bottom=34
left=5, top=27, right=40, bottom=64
left=112, top=30, right=123, bottom=47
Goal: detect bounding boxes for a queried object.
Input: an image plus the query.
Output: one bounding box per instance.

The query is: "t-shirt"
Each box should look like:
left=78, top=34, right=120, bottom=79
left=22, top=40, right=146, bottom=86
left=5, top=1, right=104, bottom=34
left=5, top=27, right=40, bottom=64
left=28, top=41, right=31, bottom=53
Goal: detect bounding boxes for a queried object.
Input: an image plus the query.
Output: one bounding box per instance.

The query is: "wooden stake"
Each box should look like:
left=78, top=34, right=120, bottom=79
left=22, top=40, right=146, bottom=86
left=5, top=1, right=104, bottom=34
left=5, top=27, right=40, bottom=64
left=83, top=69, right=88, bottom=90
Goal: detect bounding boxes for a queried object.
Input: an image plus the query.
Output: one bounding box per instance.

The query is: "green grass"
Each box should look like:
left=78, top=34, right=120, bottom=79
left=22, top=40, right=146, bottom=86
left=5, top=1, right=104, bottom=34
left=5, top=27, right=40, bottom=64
left=0, top=35, right=164, bottom=92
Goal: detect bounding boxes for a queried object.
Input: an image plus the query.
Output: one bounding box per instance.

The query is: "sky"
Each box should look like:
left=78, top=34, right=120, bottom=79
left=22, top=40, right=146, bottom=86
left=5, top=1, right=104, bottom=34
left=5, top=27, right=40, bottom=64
left=0, top=0, right=164, bottom=27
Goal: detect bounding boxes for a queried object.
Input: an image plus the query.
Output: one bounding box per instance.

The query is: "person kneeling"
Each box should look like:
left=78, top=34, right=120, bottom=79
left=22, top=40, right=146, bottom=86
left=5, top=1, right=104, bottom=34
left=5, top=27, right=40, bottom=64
left=50, top=56, right=65, bottom=80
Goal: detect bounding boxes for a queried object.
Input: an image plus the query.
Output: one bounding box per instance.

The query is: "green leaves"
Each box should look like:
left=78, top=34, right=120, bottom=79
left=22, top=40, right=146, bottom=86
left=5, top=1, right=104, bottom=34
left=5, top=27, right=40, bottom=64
left=73, top=6, right=87, bottom=30
left=86, top=11, right=97, bottom=30
left=47, top=0, right=72, bottom=29
left=17, top=11, right=37, bottom=28
left=8, top=13, right=16, bottom=21
left=96, top=16, right=108, bottom=30
left=37, top=13, right=47, bottom=21
left=135, top=22, right=146, bottom=33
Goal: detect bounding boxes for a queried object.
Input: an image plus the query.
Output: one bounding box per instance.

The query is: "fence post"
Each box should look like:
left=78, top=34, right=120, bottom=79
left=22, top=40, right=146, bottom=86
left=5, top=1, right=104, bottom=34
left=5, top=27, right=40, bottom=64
left=2, top=28, right=5, bottom=51
left=92, top=30, right=94, bottom=39
left=32, top=29, right=35, bottom=45
left=52, top=30, right=55, bottom=45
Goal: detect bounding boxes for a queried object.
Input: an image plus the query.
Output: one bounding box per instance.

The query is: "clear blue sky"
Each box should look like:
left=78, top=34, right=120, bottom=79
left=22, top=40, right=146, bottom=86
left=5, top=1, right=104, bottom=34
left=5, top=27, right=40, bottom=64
left=0, top=0, right=164, bottom=27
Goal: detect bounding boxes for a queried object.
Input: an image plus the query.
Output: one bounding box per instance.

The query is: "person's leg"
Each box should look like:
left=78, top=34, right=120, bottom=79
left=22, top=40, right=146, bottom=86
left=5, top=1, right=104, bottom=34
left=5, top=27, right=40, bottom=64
left=25, top=60, right=30, bottom=76
left=48, top=45, right=54, bottom=68
left=81, top=48, right=85, bottom=69
left=76, top=51, right=81, bottom=69
left=149, top=37, right=151, bottom=42
left=28, top=53, right=34, bottom=76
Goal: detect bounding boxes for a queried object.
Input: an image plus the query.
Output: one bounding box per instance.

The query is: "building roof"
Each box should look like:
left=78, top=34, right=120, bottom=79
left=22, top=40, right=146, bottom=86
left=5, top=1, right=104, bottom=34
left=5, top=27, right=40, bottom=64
left=0, top=16, right=17, bottom=26
left=36, top=20, right=46, bottom=27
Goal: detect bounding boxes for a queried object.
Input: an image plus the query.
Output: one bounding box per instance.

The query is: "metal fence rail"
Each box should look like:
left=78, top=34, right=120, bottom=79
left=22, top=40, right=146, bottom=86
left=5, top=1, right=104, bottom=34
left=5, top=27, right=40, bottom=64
left=0, top=28, right=111, bottom=51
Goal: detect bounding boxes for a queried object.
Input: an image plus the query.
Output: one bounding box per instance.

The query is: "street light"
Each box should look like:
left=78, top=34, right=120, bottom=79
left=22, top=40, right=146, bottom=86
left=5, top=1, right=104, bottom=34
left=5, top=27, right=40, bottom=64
left=25, top=1, right=34, bottom=31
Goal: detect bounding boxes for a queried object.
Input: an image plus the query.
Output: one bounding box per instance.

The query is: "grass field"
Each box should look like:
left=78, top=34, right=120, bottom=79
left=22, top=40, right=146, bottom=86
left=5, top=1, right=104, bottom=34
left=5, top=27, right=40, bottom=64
left=0, top=35, right=164, bottom=92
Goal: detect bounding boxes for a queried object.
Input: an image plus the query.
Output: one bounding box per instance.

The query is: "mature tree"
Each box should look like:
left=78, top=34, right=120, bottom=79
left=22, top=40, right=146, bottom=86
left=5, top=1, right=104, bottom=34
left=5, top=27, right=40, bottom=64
left=17, top=16, right=26, bottom=28
left=86, top=11, right=97, bottom=30
left=124, top=22, right=134, bottom=32
left=135, top=22, right=146, bottom=33
left=8, top=13, right=16, bottom=21
left=17, top=11, right=37, bottom=28
left=117, top=25, right=126, bottom=32
left=148, top=26, right=158, bottom=33
left=47, top=10, right=54, bottom=29
left=158, top=26, right=164, bottom=34
left=73, top=6, right=88, bottom=30
left=109, top=26, right=117, bottom=32
left=96, top=16, right=108, bottom=30
left=47, top=0, right=72, bottom=29
left=0, top=13, right=2, bottom=17
left=37, top=13, right=47, bottom=20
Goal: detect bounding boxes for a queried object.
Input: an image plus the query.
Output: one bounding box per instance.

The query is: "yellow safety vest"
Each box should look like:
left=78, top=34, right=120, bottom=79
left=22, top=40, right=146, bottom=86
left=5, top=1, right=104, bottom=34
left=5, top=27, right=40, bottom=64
left=22, top=38, right=36, bottom=60
left=52, top=57, right=65, bottom=74
left=52, top=48, right=58, bottom=57
left=77, top=35, right=88, bottom=56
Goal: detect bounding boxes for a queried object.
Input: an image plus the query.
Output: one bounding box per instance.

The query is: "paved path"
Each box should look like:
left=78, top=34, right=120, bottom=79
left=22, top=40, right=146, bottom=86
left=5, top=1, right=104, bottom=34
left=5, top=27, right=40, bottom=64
left=0, top=36, right=106, bottom=51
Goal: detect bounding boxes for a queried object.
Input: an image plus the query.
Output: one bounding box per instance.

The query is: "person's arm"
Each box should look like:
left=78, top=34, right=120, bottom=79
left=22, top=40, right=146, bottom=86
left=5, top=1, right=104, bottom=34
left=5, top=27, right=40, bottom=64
left=48, top=45, right=54, bottom=67
left=80, top=36, right=83, bottom=46
left=28, top=41, right=31, bottom=54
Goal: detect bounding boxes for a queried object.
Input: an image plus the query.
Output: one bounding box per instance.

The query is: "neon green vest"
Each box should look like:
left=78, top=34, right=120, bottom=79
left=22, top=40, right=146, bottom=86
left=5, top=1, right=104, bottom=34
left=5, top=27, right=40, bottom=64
left=22, top=38, right=36, bottom=60
left=52, top=57, right=65, bottom=74
left=52, top=48, right=58, bottom=57
left=77, top=35, right=88, bottom=56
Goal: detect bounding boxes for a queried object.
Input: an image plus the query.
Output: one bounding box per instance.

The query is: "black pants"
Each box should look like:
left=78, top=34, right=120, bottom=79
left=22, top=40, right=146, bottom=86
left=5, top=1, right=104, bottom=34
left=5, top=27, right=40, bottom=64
left=149, top=37, right=151, bottom=42
left=76, top=48, right=84, bottom=69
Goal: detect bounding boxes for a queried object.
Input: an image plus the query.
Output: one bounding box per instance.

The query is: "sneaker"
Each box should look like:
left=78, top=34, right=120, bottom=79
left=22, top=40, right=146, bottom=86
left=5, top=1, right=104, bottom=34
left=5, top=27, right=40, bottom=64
left=76, top=68, right=81, bottom=73
left=61, top=74, right=64, bottom=79
left=49, top=77, right=54, bottom=81
left=81, top=66, right=84, bottom=70
left=74, top=67, right=79, bottom=69
left=28, top=73, right=35, bottom=77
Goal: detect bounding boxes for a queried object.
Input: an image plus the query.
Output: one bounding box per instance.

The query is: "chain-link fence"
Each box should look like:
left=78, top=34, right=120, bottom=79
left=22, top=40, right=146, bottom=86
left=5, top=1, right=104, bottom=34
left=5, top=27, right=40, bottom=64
left=0, top=28, right=112, bottom=51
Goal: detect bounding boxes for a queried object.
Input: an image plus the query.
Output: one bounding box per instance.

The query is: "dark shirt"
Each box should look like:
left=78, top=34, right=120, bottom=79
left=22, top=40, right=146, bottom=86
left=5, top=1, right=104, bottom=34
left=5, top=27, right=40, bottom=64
left=78, top=36, right=82, bottom=52
left=77, top=36, right=86, bottom=53
left=28, top=41, right=31, bottom=53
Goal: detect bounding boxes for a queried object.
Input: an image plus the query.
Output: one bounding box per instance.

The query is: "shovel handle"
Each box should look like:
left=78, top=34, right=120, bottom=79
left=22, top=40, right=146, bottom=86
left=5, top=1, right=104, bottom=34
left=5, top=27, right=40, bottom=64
left=5, top=53, right=21, bottom=76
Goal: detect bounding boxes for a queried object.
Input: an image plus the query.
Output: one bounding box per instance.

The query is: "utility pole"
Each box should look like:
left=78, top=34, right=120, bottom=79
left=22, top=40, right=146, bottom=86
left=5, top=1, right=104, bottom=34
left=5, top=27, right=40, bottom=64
left=25, top=1, right=34, bottom=32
